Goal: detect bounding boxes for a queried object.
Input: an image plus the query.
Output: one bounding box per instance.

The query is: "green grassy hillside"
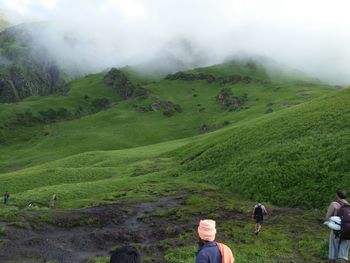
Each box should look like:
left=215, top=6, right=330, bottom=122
left=0, top=62, right=333, bottom=172
left=0, top=61, right=344, bottom=262
left=176, top=88, right=350, bottom=207
left=0, top=84, right=347, bottom=209
left=0, top=107, right=331, bottom=262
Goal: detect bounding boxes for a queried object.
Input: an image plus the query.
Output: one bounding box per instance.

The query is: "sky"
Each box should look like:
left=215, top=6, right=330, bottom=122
left=0, top=0, right=350, bottom=83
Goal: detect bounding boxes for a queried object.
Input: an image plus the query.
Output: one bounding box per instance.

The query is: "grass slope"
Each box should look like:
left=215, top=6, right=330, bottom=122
left=0, top=62, right=333, bottom=172
left=7, top=83, right=341, bottom=210
left=0, top=130, right=328, bottom=263
left=176, top=88, right=350, bottom=207
left=0, top=61, right=344, bottom=262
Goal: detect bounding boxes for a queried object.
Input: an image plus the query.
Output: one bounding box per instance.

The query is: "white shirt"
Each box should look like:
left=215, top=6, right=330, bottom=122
left=254, top=203, right=267, bottom=214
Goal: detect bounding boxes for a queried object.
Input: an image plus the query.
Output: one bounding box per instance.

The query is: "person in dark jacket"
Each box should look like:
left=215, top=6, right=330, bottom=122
left=110, top=246, right=141, bottom=263
left=196, top=219, right=222, bottom=263
left=3, top=192, right=10, bottom=205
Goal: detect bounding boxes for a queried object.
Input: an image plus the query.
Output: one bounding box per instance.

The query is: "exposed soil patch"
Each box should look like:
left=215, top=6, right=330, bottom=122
left=0, top=194, right=316, bottom=263
left=0, top=197, right=184, bottom=263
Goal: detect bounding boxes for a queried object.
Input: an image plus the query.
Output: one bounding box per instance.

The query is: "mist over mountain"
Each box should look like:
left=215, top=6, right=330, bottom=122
left=0, top=14, right=9, bottom=31
left=1, top=0, right=350, bottom=85
left=1, top=2, right=350, bottom=263
left=0, top=24, right=67, bottom=102
left=26, top=23, right=214, bottom=75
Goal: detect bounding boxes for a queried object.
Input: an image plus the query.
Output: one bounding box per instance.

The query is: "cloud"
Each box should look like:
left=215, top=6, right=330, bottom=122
left=1, top=0, right=350, bottom=84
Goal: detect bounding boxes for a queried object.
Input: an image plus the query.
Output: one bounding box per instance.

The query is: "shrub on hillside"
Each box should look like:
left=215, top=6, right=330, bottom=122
left=242, top=76, right=253, bottom=84
left=0, top=128, right=5, bottom=144
left=265, top=107, right=273, bottom=114
left=173, top=104, right=182, bottom=113
left=161, top=101, right=182, bottom=117
left=165, top=71, right=216, bottom=83
left=163, top=109, right=176, bottom=117
left=91, top=98, right=112, bottom=112
left=219, top=74, right=242, bottom=85
left=104, top=68, right=148, bottom=99
left=216, top=88, right=248, bottom=111
left=198, top=121, right=230, bottom=134
left=38, top=108, right=72, bottom=123
left=14, top=109, right=38, bottom=126
left=150, top=100, right=182, bottom=117
left=216, top=74, right=256, bottom=85
left=133, top=104, right=152, bottom=113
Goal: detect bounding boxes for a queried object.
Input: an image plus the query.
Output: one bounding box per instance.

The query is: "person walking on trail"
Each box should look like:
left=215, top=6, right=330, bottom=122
left=50, top=193, right=57, bottom=208
left=109, top=246, right=141, bottom=263
left=253, top=202, right=268, bottom=235
left=196, top=219, right=234, bottom=263
left=326, top=189, right=350, bottom=263
left=3, top=192, right=10, bottom=205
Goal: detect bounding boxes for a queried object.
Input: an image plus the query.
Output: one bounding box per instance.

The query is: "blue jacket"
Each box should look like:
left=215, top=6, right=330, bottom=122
left=196, top=241, right=222, bottom=263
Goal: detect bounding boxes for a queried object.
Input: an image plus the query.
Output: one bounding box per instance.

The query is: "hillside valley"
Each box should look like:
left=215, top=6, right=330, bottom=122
left=0, top=32, right=348, bottom=262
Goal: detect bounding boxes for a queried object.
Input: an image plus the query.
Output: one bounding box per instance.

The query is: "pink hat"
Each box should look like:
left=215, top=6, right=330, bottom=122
left=198, top=219, right=216, bottom=241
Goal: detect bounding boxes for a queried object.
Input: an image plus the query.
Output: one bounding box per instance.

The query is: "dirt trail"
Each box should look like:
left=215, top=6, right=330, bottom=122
left=0, top=197, right=184, bottom=263
left=0, top=194, right=311, bottom=263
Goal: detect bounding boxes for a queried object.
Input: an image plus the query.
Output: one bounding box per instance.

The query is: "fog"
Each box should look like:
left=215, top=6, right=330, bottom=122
left=1, top=0, right=350, bottom=84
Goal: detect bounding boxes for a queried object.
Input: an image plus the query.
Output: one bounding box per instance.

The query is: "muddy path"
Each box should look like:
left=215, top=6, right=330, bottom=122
left=0, top=192, right=321, bottom=263
left=0, top=196, right=186, bottom=263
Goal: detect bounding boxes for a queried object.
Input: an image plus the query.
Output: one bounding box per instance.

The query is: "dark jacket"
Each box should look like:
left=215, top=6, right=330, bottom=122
left=196, top=241, right=222, bottom=263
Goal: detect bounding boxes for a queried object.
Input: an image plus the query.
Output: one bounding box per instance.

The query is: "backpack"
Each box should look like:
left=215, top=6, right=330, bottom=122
left=336, top=203, right=350, bottom=240
left=216, top=242, right=234, bottom=263
left=254, top=205, right=264, bottom=218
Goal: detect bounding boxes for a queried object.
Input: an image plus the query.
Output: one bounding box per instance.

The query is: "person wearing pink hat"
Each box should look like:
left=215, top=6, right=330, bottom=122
left=196, top=219, right=234, bottom=263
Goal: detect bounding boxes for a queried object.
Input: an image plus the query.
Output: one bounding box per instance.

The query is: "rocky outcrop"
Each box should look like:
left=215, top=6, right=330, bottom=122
left=104, top=68, right=148, bottom=99
left=216, top=88, right=248, bottom=111
left=151, top=100, right=182, bottom=117
left=0, top=65, right=67, bottom=103
left=165, top=71, right=216, bottom=83
left=132, top=105, right=152, bottom=113
left=133, top=100, right=182, bottom=117
left=165, top=71, right=257, bottom=86
left=0, top=25, right=67, bottom=103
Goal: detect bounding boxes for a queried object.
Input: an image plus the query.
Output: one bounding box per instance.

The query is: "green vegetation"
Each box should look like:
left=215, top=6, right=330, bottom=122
left=104, top=68, right=148, bottom=99
left=0, top=61, right=333, bottom=170
left=0, top=25, right=67, bottom=102
left=0, top=14, right=9, bottom=32
left=0, top=59, right=345, bottom=262
left=179, top=89, right=350, bottom=207
left=215, top=87, right=248, bottom=111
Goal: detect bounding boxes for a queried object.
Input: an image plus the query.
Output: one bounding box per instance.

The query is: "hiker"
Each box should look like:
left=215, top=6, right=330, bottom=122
left=196, top=219, right=234, bottom=263
left=50, top=193, right=57, bottom=208
left=110, top=246, right=141, bottom=263
left=326, top=189, right=350, bottom=263
left=252, top=202, right=268, bottom=235
left=3, top=192, right=10, bottom=205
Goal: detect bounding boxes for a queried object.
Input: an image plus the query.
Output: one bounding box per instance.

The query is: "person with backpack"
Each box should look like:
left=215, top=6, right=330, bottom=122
left=326, top=189, right=350, bottom=263
left=110, top=246, right=141, bottom=263
left=252, top=202, right=268, bottom=235
left=3, top=192, right=10, bottom=205
left=50, top=193, right=57, bottom=208
left=196, top=219, right=234, bottom=263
